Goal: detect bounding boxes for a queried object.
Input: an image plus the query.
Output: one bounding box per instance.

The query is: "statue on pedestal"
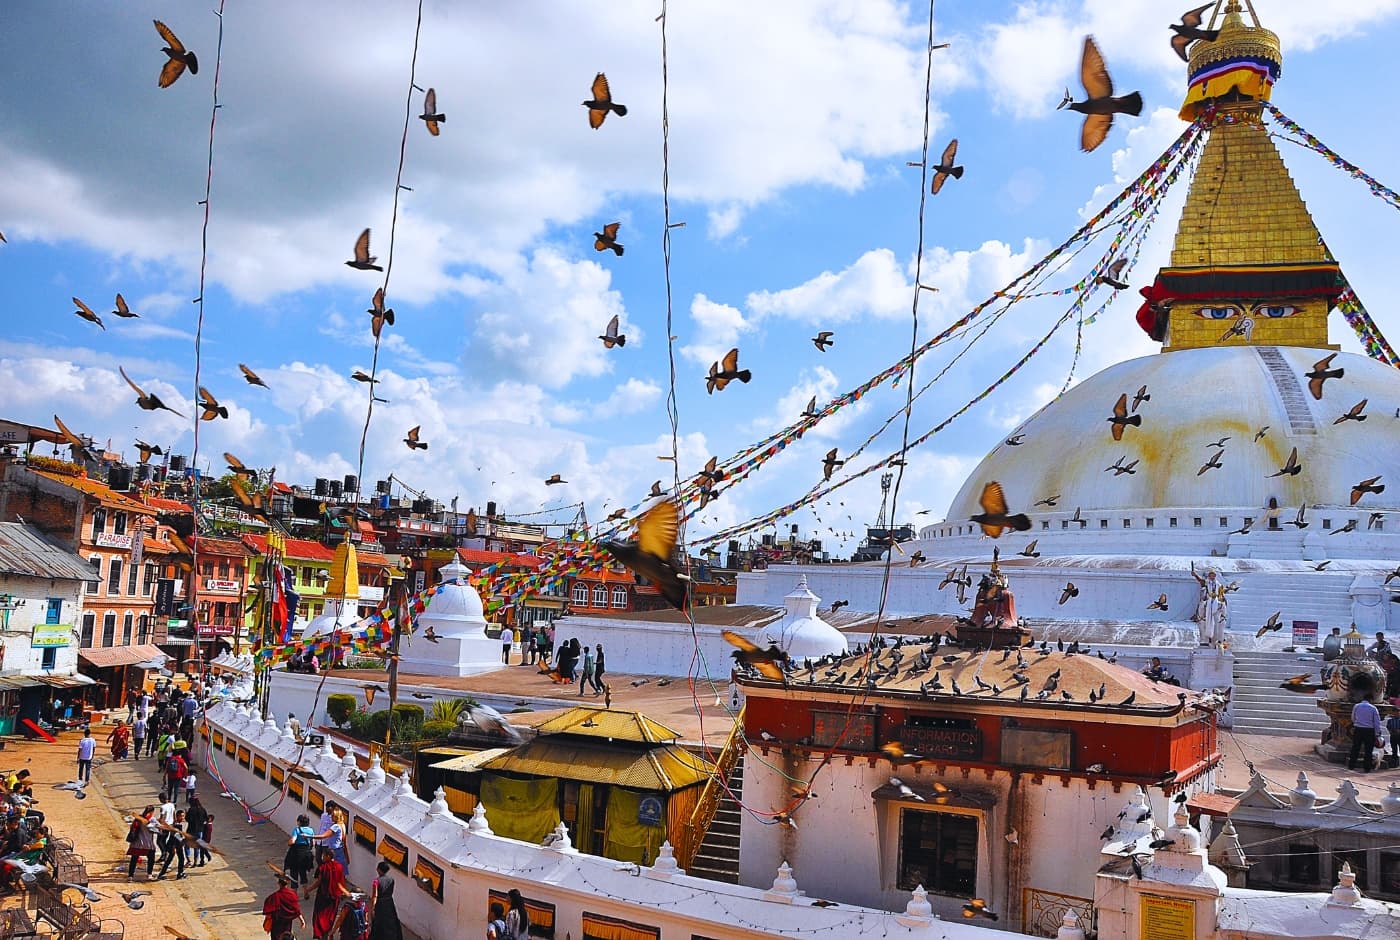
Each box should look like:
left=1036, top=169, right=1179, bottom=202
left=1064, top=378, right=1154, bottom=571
left=972, top=549, right=1018, bottom=630
left=1190, top=563, right=1228, bottom=647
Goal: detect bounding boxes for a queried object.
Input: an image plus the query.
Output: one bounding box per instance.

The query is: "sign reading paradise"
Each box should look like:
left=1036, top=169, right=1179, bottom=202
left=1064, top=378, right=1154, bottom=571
left=32, top=624, right=72, bottom=648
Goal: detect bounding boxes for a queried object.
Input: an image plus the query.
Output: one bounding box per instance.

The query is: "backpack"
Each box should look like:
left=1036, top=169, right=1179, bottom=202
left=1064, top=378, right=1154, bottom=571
left=167, top=755, right=186, bottom=777
left=488, top=919, right=507, bottom=940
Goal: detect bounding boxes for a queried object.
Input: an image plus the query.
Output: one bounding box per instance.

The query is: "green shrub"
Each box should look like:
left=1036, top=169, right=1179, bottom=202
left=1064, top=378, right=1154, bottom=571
left=365, top=704, right=425, bottom=743
left=326, top=694, right=357, bottom=728
left=419, top=720, right=456, bottom=741
left=428, top=698, right=472, bottom=724
left=347, top=707, right=373, bottom=740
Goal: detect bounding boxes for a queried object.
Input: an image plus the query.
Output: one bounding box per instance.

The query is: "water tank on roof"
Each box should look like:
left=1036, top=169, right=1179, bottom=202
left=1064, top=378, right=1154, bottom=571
left=314, top=478, right=328, bottom=497
left=107, top=466, right=133, bottom=492
left=168, top=455, right=187, bottom=472
left=375, top=479, right=391, bottom=494
left=328, top=479, right=342, bottom=499
left=343, top=474, right=358, bottom=493
left=486, top=501, right=497, bottom=518
left=728, top=540, right=740, bottom=554
left=412, top=498, right=433, bottom=514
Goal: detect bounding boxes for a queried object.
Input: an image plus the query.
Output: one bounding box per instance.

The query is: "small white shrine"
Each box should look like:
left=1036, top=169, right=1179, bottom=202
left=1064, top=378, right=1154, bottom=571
left=754, top=575, right=848, bottom=660
left=397, top=559, right=503, bottom=677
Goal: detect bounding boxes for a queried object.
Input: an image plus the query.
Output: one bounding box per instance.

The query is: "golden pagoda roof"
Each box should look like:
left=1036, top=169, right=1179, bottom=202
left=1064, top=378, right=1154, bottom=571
left=327, top=533, right=359, bottom=599
left=1186, top=1, right=1281, bottom=77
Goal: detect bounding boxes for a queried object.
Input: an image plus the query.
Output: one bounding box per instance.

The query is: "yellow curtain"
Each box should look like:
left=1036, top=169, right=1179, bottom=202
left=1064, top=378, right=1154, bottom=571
left=480, top=774, right=559, bottom=844
left=581, top=912, right=659, bottom=940
left=576, top=783, right=595, bottom=855
left=604, top=789, right=664, bottom=865
left=444, top=786, right=476, bottom=816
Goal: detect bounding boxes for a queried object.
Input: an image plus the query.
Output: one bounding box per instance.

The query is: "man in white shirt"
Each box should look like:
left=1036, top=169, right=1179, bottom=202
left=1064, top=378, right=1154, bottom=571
left=502, top=627, right=515, bottom=665
left=1349, top=697, right=1383, bottom=772
left=76, top=729, right=95, bottom=783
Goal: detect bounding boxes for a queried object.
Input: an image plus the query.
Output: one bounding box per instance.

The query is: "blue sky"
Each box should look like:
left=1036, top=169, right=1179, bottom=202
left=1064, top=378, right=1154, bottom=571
left=4, top=0, right=1400, bottom=555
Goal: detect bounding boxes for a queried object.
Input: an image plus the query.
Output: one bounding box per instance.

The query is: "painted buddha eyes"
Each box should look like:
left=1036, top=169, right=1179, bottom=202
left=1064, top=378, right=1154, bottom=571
left=1253, top=303, right=1299, bottom=319
left=1192, top=303, right=1299, bottom=320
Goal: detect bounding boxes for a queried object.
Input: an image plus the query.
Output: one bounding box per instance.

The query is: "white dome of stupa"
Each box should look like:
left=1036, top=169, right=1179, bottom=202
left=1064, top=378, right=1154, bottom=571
left=755, top=575, right=849, bottom=660
left=422, top=559, right=485, bottom=622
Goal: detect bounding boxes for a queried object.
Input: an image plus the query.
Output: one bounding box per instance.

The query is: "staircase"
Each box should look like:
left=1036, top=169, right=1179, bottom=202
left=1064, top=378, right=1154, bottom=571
left=1231, top=650, right=1331, bottom=738
left=685, top=754, right=743, bottom=883
left=1254, top=347, right=1318, bottom=436
left=1227, top=573, right=1354, bottom=641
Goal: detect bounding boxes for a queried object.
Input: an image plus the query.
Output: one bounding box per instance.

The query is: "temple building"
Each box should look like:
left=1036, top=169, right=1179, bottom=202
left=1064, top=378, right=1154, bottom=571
left=724, top=0, right=1400, bottom=745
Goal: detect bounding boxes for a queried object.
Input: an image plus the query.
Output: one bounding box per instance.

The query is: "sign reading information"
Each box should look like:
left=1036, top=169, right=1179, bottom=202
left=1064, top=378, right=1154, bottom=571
left=31, top=624, right=72, bottom=648
left=1141, top=894, right=1195, bottom=940
left=902, top=724, right=984, bottom=760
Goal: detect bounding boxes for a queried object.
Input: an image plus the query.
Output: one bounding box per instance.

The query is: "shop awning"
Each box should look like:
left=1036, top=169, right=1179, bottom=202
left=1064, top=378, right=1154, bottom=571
left=430, top=748, right=514, bottom=773
left=32, top=674, right=97, bottom=688
left=0, top=676, right=46, bottom=690
left=78, top=644, right=167, bottom=669
left=158, top=636, right=196, bottom=647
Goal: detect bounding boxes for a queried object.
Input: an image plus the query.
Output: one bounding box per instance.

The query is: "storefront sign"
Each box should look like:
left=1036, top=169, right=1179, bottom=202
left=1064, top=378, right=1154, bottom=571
left=901, top=725, right=984, bottom=760
left=0, top=421, right=30, bottom=445
left=1141, top=894, right=1195, bottom=940
left=196, top=622, right=236, bottom=638
left=1291, top=620, right=1318, bottom=648
left=154, top=579, right=176, bottom=617
left=358, top=585, right=384, bottom=603
left=94, top=532, right=132, bottom=549
left=205, top=579, right=240, bottom=592
left=31, top=624, right=72, bottom=648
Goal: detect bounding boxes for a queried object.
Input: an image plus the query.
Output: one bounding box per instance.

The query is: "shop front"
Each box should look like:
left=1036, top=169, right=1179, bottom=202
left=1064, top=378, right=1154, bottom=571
left=78, top=644, right=167, bottom=709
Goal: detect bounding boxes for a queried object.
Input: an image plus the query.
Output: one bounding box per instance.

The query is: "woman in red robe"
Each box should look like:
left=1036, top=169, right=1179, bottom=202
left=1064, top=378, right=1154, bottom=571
left=262, top=874, right=304, bottom=939
left=304, top=847, right=346, bottom=940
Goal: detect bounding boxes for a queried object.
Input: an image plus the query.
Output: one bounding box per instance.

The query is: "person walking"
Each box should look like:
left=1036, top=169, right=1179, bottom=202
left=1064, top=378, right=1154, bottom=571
left=125, top=806, right=157, bottom=880
left=76, top=728, right=95, bottom=783
left=579, top=645, right=595, bottom=696
left=366, top=860, right=403, bottom=940
left=501, top=626, right=515, bottom=665
left=285, top=813, right=316, bottom=887
left=504, top=888, right=531, bottom=940
left=305, top=847, right=346, bottom=940
left=1349, top=696, right=1383, bottom=772
left=185, top=797, right=210, bottom=868
left=132, top=712, right=147, bottom=759
left=487, top=902, right=508, bottom=940
left=156, top=808, right=188, bottom=880
left=263, top=872, right=306, bottom=940
left=592, top=644, right=606, bottom=696
left=525, top=630, right=538, bottom=666
left=107, top=721, right=130, bottom=761
left=313, top=803, right=348, bottom=870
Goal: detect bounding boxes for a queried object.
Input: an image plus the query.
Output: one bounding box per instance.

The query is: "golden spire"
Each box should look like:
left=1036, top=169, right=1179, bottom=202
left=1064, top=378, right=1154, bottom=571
left=1149, top=0, right=1342, bottom=353
left=327, top=533, right=359, bottom=599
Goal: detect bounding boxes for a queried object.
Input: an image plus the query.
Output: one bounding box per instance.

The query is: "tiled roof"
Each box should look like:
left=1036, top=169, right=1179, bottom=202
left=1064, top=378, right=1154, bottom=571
left=191, top=536, right=253, bottom=557
left=357, top=551, right=392, bottom=568
left=28, top=469, right=155, bottom=515
left=142, top=496, right=192, bottom=514
left=240, top=533, right=336, bottom=562
left=457, top=548, right=543, bottom=570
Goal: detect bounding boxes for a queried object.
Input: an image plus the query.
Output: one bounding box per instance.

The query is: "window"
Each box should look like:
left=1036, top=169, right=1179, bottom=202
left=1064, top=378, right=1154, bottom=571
left=897, top=809, right=978, bottom=896
left=80, top=613, right=95, bottom=648
left=202, top=561, right=215, bottom=577
left=592, top=585, right=608, bottom=607
left=1169, top=517, right=1178, bottom=527
left=143, top=564, right=156, bottom=596
left=1145, top=518, right=1154, bottom=528
left=301, top=566, right=314, bottom=586
left=101, top=613, right=116, bottom=647
left=1380, top=853, right=1400, bottom=898
left=113, top=511, right=127, bottom=536
left=91, top=507, right=106, bottom=538
left=1193, top=518, right=1202, bottom=527
left=1100, top=519, right=1108, bottom=529
left=1286, top=843, right=1320, bottom=884
left=1122, top=519, right=1132, bottom=528
left=218, top=562, right=230, bottom=579
left=137, top=615, right=149, bottom=644
left=1323, top=519, right=1332, bottom=530
left=87, top=557, right=101, bottom=594
left=611, top=587, right=627, bottom=609
left=1041, top=521, right=1049, bottom=530
left=127, top=561, right=139, bottom=595
left=46, top=598, right=62, bottom=624
left=107, top=558, right=123, bottom=595
left=234, top=564, right=244, bottom=579
left=40, top=648, right=56, bottom=670
left=122, top=613, right=133, bottom=645
left=572, top=583, right=589, bottom=605
left=1061, top=521, right=1069, bottom=529
left=1219, top=517, right=1228, bottom=527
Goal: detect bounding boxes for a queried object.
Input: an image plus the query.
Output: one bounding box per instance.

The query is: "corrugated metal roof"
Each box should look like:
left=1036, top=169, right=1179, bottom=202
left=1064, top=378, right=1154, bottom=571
left=0, top=523, right=101, bottom=582
left=530, top=706, right=680, bottom=744
left=430, top=747, right=514, bottom=772
left=481, top=738, right=712, bottom=791
left=78, top=644, right=166, bottom=669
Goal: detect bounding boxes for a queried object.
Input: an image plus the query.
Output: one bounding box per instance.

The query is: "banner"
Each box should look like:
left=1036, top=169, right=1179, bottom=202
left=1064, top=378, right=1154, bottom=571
left=31, top=624, right=72, bottom=648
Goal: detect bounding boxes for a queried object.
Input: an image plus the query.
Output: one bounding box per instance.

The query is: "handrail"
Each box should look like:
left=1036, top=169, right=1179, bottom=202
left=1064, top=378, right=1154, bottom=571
left=674, top=706, right=746, bottom=870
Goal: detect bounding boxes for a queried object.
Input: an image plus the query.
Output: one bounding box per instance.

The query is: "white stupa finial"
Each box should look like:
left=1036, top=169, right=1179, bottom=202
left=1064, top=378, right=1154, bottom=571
left=468, top=802, right=492, bottom=833
left=765, top=861, right=800, bottom=903
left=427, top=786, right=450, bottom=817
left=1328, top=862, right=1363, bottom=907
left=647, top=841, right=682, bottom=879
left=1057, top=910, right=1086, bottom=940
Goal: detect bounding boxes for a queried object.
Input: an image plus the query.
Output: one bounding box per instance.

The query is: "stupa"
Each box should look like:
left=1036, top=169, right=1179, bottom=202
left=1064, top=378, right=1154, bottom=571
left=300, top=535, right=359, bottom=639
left=754, top=575, right=848, bottom=659
left=396, top=559, right=502, bottom=677
left=734, top=1, right=1399, bottom=682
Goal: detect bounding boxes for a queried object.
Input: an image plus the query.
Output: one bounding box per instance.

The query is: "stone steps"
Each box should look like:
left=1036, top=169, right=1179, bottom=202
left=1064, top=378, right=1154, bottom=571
left=686, top=755, right=743, bottom=884
left=1231, top=650, right=1332, bottom=737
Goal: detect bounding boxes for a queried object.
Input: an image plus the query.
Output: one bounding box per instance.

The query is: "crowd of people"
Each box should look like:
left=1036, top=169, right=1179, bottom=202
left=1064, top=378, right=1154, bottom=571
left=0, top=768, right=50, bottom=892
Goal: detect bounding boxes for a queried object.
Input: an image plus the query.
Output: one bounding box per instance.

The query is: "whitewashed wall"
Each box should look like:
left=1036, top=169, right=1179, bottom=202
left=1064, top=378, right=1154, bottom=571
left=201, top=703, right=1032, bottom=940
left=0, top=573, right=82, bottom=675
left=553, top=616, right=750, bottom=680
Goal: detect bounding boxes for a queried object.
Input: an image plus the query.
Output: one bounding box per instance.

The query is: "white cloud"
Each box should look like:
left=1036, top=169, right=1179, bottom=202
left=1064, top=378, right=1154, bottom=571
left=746, top=248, right=911, bottom=324
left=599, top=378, right=664, bottom=415
left=680, top=294, right=754, bottom=367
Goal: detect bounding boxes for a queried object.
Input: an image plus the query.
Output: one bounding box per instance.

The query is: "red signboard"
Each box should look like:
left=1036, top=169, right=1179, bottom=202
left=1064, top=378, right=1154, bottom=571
left=196, top=622, right=236, bottom=637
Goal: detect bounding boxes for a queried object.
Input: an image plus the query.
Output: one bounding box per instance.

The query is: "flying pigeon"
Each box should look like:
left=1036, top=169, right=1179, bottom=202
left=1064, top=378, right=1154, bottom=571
left=593, top=222, right=624, bottom=256
left=930, top=139, right=963, bottom=194
left=346, top=228, right=383, bottom=272
left=812, top=330, right=835, bottom=352
left=1058, top=37, right=1143, bottom=153
left=583, top=72, right=628, bottom=128
left=599, top=314, right=626, bottom=348
left=1170, top=3, right=1220, bottom=61
left=418, top=87, right=445, bottom=136
left=154, top=20, right=198, bottom=87
left=706, top=348, right=752, bottom=394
